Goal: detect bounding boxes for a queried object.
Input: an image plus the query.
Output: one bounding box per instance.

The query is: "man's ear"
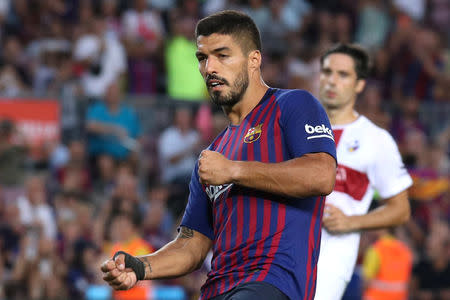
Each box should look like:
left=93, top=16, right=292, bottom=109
left=355, top=79, right=366, bottom=94
left=248, top=50, right=262, bottom=71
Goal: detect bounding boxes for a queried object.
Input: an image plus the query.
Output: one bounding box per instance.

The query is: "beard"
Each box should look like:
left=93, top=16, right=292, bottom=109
left=208, top=66, right=249, bottom=107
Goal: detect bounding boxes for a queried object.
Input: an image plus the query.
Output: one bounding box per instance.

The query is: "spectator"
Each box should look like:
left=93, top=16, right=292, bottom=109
left=412, top=220, right=450, bottom=299
left=67, top=240, right=103, bottom=300
left=106, top=213, right=154, bottom=300
left=165, top=15, right=207, bottom=101
left=121, top=0, right=164, bottom=95
left=100, top=0, right=122, bottom=40
left=243, top=0, right=270, bottom=32
left=29, top=18, right=71, bottom=97
left=16, top=175, right=56, bottom=241
left=393, top=0, right=426, bottom=22
left=73, top=18, right=127, bottom=99
left=0, top=35, right=30, bottom=95
left=355, top=0, right=392, bottom=51
left=158, top=106, right=200, bottom=185
left=56, top=139, right=91, bottom=193
left=391, top=96, right=427, bottom=155
left=260, top=0, right=292, bottom=55
left=0, top=119, right=28, bottom=203
left=49, top=59, right=83, bottom=144
left=92, top=154, right=116, bottom=208
left=357, top=83, right=391, bottom=130
left=362, top=228, right=413, bottom=300
left=86, top=81, right=141, bottom=161
left=142, top=184, right=174, bottom=249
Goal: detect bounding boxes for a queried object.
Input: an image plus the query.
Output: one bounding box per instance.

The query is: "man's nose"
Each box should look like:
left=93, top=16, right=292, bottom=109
left=327, top=73, right=337, bottom=86
left=205, top=56, right=219, bottom=75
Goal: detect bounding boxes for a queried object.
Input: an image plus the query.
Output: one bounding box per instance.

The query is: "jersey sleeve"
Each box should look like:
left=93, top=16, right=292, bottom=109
left=368, top=130, right=413, bottom=199
left=278, top=90, right=337, bottom=161
left=179, top=163, right=214, bottom=240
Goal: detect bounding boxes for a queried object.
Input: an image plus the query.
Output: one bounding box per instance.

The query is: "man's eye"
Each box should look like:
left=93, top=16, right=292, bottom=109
left=219, top=54, right=228, bottom=58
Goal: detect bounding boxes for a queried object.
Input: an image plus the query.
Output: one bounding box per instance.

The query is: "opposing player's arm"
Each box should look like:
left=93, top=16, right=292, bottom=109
left=324, top=129, right=412, bottom=234
left=349, top=130, right=411, bottom=230
left=198, top=150, right=336, bottom=198
left=324, top=190, right=410, bottom=233
left=101, top=226, right=212, bottom=290
left=350, top=190, right=410, bottom=230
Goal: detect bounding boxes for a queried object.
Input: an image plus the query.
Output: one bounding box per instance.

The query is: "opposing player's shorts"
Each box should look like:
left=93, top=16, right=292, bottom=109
left=209, top=282, right=288, bottom=300
left=314, top=271, right=349, bottom=300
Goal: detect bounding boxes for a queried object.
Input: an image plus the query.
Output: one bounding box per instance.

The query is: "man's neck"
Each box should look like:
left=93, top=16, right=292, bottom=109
left=224, top=77, right=269, bottom=126
left=327, top=106, right=359, bottom=126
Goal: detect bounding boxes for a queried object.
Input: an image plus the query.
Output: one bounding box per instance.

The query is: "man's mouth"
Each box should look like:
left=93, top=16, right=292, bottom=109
left=326, top=91, right=337, bottom=98
left=207, top=80, right=225, bottom=88
left=206, top=75, right=228, bottom=90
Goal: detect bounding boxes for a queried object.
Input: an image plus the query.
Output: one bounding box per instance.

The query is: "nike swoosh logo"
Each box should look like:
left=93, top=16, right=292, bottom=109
left=213, top=184, right=234, bottom=201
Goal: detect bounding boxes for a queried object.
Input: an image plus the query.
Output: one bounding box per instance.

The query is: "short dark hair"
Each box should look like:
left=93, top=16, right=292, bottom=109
left=320, top=44, right=370, bottom=79
left=195, top=10, right=262, bottom=54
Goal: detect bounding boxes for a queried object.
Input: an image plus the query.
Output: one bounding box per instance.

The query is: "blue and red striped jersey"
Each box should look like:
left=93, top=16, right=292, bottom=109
left=180, top=88, right=337, bottom=300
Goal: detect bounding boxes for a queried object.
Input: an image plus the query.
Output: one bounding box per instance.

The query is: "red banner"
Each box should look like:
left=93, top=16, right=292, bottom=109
left=0, top=99, right=60, bottom=146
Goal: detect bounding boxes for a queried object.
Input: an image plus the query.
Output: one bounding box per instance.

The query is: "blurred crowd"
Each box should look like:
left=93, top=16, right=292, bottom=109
left=0, top=0, right=448, bottom=299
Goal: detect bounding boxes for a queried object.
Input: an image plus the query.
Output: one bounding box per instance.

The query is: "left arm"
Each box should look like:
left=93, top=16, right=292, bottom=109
left=324, top=128, right=412, bottom=234
left=198, top=150, right=336, bottom=198
left=323, top=189, right=410, bottom=233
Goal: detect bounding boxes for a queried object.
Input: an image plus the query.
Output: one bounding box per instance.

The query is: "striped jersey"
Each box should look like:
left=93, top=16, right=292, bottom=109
left=181, top=88, right=337, bottom=300
left=317, top=116, right=413, bottom=282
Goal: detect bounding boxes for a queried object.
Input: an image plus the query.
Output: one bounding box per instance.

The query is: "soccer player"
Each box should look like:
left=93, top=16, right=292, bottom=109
left=314, top=44, right=413, bottom=300
left=101, top=10, right=337, bottom=300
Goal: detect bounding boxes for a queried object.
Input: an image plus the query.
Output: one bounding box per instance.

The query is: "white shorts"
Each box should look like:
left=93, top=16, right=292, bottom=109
left=314, top=270, right=349, bottom=300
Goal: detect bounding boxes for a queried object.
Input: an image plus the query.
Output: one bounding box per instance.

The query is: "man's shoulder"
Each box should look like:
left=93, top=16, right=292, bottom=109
left=357, top=116, right=395, bottom=144
left=274, top=88, right=316, bottom=103
left=274, top=88, right=321, bottom=113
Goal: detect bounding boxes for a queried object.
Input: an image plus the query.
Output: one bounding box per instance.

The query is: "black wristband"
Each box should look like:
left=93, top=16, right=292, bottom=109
left=113, top=251, right=145, bottom=281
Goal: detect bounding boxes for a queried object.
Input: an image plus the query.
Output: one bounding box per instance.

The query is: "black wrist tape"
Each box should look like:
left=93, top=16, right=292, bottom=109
left=113, top=251, right=145, bottom=281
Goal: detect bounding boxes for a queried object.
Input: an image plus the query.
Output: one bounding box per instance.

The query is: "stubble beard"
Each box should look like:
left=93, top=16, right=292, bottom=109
left=209, top=67, right=249, bottom=107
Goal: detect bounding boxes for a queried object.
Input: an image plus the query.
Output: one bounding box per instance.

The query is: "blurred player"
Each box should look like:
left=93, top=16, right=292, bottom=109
left=315, top=44, right=413, bottom=300
left=101, top=10, right=337, bottom=300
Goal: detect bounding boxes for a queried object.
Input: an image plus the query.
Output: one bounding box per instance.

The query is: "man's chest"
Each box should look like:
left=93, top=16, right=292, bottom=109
left=211, top=120, right=283, bottom=163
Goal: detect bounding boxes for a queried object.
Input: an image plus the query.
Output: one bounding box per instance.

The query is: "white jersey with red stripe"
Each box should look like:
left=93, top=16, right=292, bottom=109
left=315, top=116, right=412, bottom=298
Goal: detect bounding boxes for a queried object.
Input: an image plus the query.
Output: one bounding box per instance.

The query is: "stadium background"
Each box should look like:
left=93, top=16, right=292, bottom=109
left=0, top=0, right=448, bottom=299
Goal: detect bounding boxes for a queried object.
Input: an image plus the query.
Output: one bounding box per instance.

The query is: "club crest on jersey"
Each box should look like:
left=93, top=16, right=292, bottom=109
left=244, top=124, right=262, bottom=143
left=347, top=140, right=359, bottom=152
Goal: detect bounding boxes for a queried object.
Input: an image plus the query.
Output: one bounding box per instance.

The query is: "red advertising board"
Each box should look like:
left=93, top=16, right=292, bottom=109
left=0, top=99, right=60, bottom=146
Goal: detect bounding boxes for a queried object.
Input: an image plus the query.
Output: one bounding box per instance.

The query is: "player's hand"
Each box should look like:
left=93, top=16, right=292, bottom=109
left=198, top=150, right=237, bottom=185
left=101, top=253, right=137, bottom=290
left=323, top=204, right=354, bottom=234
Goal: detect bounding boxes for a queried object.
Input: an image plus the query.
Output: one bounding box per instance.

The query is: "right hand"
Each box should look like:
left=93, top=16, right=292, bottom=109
left=101, top=253, right=137, bottom=290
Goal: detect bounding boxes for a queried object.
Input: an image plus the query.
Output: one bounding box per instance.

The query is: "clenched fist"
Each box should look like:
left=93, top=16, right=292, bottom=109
left=101, top=253, right=138, bottom=290
left=323, top=203, right=355, bottom=234
left=198, top=150, right=239, bottom=185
